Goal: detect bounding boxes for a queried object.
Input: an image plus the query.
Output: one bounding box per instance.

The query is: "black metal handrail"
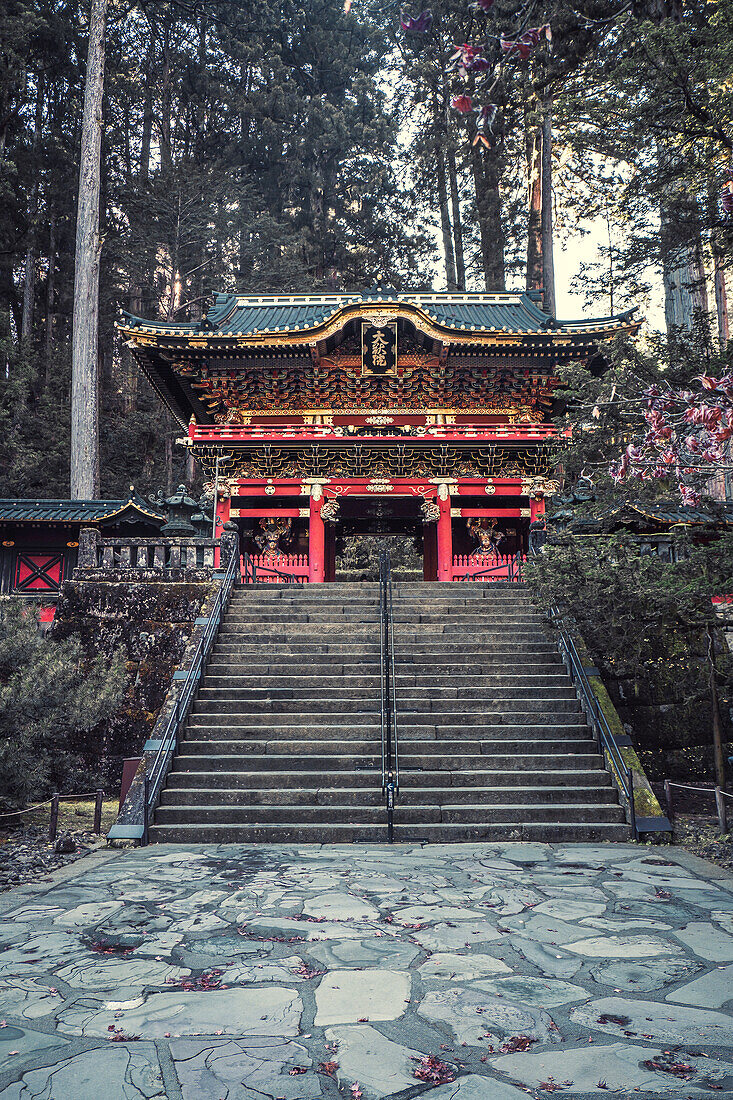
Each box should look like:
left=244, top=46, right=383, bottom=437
left=241, top=551, right=258, bottom=583
left=548, top=607, right=638, bottom=840
left=143, top=548, right=240, bottom=842
left=526, top=545, right=638, bottom=837
left=379, top=549, right=399, bottom=842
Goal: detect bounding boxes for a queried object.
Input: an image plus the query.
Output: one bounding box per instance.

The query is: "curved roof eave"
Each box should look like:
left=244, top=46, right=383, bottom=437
left=118, top=292, right=641, bottom=348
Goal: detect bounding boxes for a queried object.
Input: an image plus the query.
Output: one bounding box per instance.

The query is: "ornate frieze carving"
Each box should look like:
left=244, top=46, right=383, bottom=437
left=193, top=443, right=551, bottom=482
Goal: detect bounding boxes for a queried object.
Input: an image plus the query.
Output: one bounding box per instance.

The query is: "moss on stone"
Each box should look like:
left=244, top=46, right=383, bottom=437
left=52, top=578, right=214, bottom=790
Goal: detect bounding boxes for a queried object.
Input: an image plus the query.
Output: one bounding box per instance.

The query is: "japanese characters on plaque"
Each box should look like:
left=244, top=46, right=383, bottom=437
left=361, top=322, right=397, bottom=377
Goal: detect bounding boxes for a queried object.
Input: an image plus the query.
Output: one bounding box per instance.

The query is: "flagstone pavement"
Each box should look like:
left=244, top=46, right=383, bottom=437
left=0, top=842, right=732, bottom=1099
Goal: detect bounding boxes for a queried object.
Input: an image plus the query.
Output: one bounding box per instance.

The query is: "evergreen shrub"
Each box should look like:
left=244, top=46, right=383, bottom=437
left=0, top=600, right=124, bottom=809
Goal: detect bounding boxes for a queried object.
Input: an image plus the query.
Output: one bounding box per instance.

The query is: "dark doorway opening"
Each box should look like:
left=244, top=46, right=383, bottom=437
left=333, top=495, right=426, bottom=581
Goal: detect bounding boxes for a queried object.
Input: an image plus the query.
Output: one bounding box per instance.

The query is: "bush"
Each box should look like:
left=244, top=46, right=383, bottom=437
left=0, top=600, right=125, bottom=809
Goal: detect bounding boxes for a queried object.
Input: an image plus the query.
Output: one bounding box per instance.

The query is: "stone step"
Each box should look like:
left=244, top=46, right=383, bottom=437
left=190, top=699, right=582, bottom=717
left=159, top=784, right=617, bottom=807
left=221, top=617, right=548, bottom=629
left=222, top=616, right=541, bottom=624
left=188, top=712, right=589, bottom=730
left=211, top=644, right=560, bottom=659
left=138, top=578, right=627, bottom=846
left=166, top=766, right=610, bottom=790
left=216, top=629, right=551, bottom=644
left=153, top=800, right=625, bottom=826
left=172, top=750, right=604, bottom=772
left=183, top=721, right=592, bottom=742
left=148, top=821, right=630, bottom=844
left=178, top=733, right=596, bottom=756
left=200, top=673, right=574, bottom=689
left=205, top=664, right=563, bottom=682
left=187, top=710, right=587, bottom=727
left=195, top=683, right=577, bottom=702
left=230, top=583, right=526, bottom=595
left=225, top=601, right=537, bottom=611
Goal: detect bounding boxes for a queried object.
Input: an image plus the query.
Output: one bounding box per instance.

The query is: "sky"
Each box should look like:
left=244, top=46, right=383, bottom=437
left=554, top=216, right=666, bottom=331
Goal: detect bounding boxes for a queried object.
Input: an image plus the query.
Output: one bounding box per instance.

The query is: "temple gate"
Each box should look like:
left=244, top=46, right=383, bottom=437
left=119, top=290, right=637, bottom=580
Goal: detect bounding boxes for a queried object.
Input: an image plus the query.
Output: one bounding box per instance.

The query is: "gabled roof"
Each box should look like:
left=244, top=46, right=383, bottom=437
left=0, top=491, right=165, bottom=525
left=118, top=290, right=641, bottom=426
left=119, top=290, right=638, bottom=343
left=561, top=499, right=733, bottom=532
left=624, top=501, right=733, bottom=526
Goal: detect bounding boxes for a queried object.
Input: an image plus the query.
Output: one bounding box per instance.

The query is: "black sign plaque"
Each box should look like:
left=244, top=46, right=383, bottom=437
left=361, top=322, right=397, bottom=377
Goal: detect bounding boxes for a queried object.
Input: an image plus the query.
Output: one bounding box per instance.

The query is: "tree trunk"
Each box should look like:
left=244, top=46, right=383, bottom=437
left=160, top=22, right=173, bottom=177
left=165, top=411, right=173, bottom=493
left=713, top=252, right=729, bottom=345
left=139, top=31, right=154, bottom=185
left=70, top=0, right=107, bottom=499
left=42, top=206, right=56, bottom=389
left=21, top=76, right=45, bottom=344
left=471, top=144, right=505, bottom=291
left=525, top=112, right=542, bottom=292
left=541, top=106, right=556, bottom=317
left=707, top=626, right=727, bottom=790
left=661, top=208, right=709, bottom=333
left=446, top=141, right=465, bottom=291
left=709, top=193, right=730, bottom=343
left=436, top=140, right=457, bottom=291
left=659, top=151, right=708, bottom=335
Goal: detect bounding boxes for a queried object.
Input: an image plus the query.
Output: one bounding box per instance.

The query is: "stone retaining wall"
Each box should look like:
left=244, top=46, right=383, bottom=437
left=51, top=575, right=214, bottom=789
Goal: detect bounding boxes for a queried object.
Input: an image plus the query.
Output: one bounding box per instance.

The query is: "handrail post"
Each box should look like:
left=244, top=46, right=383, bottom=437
left=379, top=550, right=398, bottom=838
left=386, top=770, right=395, bottom=843
left=715, top=786, right=728, bottom=834
left=664, top=779, right=674, bottom=825
left=627, top=766, right=637, bottom=840
left=142, top=775, right=150, bottom=847
left=94, top=788, right=104, bottom=834
left=49, top=792, right=59, bottom=842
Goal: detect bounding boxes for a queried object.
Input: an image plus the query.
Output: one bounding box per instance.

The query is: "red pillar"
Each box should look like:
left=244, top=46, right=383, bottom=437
left=308, top=494, right=325, bottom=583
left=530, top=495, right=546, bottom=521
left=437, top=493, right=453, bottom=581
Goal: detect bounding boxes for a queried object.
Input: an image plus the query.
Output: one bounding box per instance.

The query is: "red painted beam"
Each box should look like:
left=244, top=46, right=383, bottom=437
left=457, top=508, right=526, bottom=517
left=230, top=508, right=303, bottom=518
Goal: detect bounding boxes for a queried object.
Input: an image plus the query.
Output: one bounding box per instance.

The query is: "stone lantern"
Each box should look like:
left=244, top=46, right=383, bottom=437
left=161, top=484, right=199, bottom=537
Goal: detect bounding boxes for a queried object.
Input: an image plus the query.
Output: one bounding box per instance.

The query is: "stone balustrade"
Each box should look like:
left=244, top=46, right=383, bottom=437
left=75, top=524, right=240, bottom=576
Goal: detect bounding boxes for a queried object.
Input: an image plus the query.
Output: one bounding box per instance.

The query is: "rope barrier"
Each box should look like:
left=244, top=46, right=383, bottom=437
left=0, top=798, right=54, bottom=819
left=666, top=782, right=733, bottom=800
left=0, top=792, right=100, bottom=820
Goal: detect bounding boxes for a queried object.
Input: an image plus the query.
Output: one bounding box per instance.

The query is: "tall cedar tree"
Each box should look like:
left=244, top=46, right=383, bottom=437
left=0, top=0, right=432, bottom=499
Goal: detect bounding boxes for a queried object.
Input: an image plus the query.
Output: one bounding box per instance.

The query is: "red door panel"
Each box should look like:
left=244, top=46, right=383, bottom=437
left=14, top=553, right=64, bottom=592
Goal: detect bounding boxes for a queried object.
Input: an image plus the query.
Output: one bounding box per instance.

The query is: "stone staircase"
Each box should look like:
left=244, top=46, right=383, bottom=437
left=149, top=582, right=630, bottom=843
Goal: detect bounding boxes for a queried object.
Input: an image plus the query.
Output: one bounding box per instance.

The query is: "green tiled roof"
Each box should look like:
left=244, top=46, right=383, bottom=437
left=121, top=290, right=637, bottom=339
left=0, top=492, right=165, bottom=524
left=563, top=500, right=733, bottom=531
left=626, top=501, right=733, bottom=525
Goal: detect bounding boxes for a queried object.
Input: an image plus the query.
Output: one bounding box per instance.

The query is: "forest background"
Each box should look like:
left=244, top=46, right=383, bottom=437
left=2, top=0, right=732, bottom=501
left=2, top=0, right=733, bottom=796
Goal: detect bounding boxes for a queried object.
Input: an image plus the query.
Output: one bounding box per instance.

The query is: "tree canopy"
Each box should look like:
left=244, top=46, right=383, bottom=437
left=1, top=0, right=733, bottom=497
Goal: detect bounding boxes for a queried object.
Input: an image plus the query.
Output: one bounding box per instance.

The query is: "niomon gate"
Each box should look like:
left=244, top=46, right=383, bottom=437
left=120, top=291, right=637, bottom=580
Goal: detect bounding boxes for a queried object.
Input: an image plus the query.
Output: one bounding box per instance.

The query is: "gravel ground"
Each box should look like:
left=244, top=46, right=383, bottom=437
left=673, top=814, right=733, bottom=873
left=0, top=800, right=117, bottom=892
left=0, top=826, right=102, bottom=892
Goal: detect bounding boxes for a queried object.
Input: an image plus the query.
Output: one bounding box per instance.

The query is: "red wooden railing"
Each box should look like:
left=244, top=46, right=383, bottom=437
left=451, top=552, right=527, bottom=581
left=244, top=553, right=309, bottom=583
